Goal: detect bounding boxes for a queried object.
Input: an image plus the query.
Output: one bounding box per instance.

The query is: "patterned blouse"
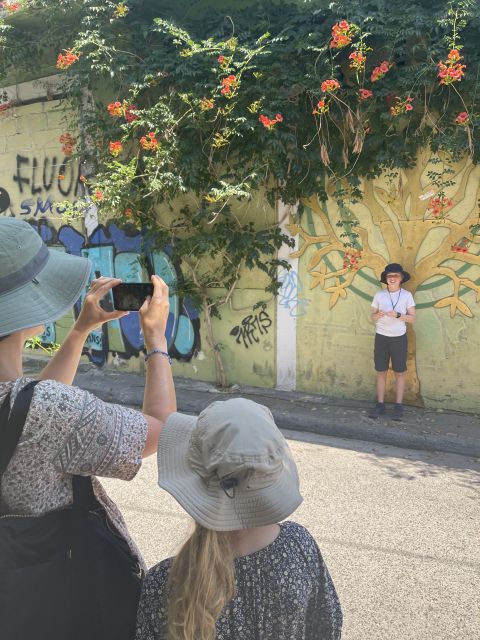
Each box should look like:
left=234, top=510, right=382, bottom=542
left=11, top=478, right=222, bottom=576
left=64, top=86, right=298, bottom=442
left=135, top=521, right=343, bottom=640
left=0, top=377, right=148, bottom=563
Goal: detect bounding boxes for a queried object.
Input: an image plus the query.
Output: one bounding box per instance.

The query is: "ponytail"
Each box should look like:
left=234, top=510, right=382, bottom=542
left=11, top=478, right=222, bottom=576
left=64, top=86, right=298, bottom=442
left=167, top=523, right=235, bottom=640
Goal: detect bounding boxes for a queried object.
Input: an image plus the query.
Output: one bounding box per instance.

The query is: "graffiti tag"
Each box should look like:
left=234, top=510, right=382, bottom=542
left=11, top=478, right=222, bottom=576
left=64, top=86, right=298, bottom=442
left=229, top=311, right=272, bottom=348
left=29, top=219, right=201, bottom=366
left=0, top=154, right=85, bottom=216
left=278, top=268, right=309, bottom=317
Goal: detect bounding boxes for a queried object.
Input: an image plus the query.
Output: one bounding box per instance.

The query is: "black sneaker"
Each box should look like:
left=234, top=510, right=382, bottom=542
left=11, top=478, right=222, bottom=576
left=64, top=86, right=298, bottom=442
left=392, top=403, right=404, bottom=421
left=369, top=402, right=386, bottom=419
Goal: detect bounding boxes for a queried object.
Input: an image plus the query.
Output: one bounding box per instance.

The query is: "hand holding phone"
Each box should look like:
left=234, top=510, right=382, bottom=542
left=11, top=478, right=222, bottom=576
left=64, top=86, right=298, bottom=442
left=74, top=277, right=129, bottom=335
left=138, top=275, right=170, bottom=347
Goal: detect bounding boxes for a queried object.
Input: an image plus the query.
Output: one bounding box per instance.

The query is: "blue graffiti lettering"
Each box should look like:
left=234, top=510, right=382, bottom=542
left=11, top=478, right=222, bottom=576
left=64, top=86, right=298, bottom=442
left=20, top=199, right=33, bottom=216
left=29, top=221, right=200, bottom=366
left=35, top=196, right=54, bottom=216
left=278, top=268, right=310, bottom=317
left=20, top=197, right=54, bottom=217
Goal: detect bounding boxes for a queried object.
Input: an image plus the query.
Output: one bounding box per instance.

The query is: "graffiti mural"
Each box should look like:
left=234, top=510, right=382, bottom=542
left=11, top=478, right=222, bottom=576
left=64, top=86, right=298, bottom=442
left=29, top=219, right=201, bottom=366
left=229, top=311, right=272, bottom=348
left=278, top=267, right=310, bottom=318
left=2, top=153, right=85, bottom=217
left=0, top=99, right=276, bottom=390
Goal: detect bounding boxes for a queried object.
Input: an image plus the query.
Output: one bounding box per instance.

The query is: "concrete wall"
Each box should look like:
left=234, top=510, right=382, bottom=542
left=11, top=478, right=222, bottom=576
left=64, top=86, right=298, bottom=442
left=0, top=84, right=278, bottom=388
left=2, top=79, right=480, bottom=411
left=293, top=156, right=480, bottom=412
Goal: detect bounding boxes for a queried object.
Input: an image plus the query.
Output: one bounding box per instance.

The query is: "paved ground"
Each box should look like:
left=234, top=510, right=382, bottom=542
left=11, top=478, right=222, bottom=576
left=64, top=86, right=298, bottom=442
left=20, top=356, right=480, bottom=637
left=23, top=355, right=480, bottom=638
left=53, top=363, right=480, bottom=456
left=102, top=431, right=480, bottom=640
left=22, top=354, right=480, bottom=455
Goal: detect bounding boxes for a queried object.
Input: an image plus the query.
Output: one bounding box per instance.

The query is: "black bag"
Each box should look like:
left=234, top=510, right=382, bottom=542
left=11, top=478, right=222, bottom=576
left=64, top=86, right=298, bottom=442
left=0, top=380, right=144, bottom=640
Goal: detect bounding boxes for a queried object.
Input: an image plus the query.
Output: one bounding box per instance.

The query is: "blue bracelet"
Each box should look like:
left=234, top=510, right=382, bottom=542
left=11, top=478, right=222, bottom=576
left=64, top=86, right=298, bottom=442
left=144, top=348, right=172, bottom=364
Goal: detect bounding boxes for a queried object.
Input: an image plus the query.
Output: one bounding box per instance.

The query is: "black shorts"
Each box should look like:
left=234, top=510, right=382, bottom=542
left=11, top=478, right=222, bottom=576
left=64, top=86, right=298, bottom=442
left=374, top=333, right=407, bottom=373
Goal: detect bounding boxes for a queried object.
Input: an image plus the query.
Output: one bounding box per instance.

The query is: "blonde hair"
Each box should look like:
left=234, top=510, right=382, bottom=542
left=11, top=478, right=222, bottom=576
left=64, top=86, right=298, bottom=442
left=167, top=523, right=236, bottom=640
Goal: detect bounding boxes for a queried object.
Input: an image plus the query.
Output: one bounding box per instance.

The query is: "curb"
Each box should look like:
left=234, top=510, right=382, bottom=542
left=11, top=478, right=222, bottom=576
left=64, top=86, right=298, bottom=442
left=71, top=370, right=480, bottom=458
left=23, top=356, right=480, bottom=458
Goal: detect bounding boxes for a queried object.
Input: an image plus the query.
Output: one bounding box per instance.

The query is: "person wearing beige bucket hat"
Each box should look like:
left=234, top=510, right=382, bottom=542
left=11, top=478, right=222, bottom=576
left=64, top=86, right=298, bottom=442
left=135, top=398, right=343, bottom=640
left=0, top=217, right=176, bottom=639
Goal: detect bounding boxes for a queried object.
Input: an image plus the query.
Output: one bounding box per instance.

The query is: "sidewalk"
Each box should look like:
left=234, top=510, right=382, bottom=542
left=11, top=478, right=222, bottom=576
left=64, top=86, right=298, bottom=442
left=24, top=356, right=480, bottom=458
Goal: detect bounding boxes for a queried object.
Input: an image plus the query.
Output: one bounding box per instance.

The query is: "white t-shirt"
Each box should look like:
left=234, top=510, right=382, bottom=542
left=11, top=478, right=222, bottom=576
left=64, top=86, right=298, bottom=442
left=371, top=288, right=415, bottom=337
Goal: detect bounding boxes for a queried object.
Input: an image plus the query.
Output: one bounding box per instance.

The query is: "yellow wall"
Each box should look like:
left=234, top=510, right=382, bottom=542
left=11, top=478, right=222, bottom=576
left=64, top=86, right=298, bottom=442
left=0, top=99, right=75, bottom=215
left=293, top=155, right=480, bottom=412
left=2, top=94, right=480, bottom=410
left=0, top=97, right=277, bottom=388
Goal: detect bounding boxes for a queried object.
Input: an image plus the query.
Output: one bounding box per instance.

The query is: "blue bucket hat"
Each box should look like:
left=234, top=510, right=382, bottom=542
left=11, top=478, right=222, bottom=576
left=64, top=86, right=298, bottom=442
left=0, top=217, right=91, bottom=337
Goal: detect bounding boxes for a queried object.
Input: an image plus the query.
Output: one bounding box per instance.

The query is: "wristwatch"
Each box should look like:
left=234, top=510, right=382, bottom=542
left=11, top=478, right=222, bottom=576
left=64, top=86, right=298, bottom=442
left=396, top=311, right=401, bottom=318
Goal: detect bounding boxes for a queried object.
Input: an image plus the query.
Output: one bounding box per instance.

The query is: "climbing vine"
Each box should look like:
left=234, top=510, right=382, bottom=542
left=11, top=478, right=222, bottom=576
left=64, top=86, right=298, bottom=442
left=1, top=0, right=480, bottom=384
left=2, top=1, right=478, bottom=204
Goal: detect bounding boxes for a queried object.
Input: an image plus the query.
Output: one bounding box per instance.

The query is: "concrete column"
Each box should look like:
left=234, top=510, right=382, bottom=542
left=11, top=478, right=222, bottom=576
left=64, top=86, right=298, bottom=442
left=80, top=89, right=98, bottom=237
left=276, top=200, right=299, bottom=391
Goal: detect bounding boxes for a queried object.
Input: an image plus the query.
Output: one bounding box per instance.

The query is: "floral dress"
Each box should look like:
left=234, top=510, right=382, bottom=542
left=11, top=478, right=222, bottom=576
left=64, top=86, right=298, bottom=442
left=0, top=377, right=147, bottom=563
left=135, top=521, right=342, bottom=639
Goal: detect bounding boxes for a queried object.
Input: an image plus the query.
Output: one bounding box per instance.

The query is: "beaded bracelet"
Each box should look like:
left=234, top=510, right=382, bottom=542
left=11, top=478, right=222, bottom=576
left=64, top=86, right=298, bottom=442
left=144, top=348, right=172, bottom=364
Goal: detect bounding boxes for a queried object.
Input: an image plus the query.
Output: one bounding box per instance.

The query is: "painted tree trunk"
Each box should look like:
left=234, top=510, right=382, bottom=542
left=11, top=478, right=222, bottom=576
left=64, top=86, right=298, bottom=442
left=291, top=153, right=480, bottom=407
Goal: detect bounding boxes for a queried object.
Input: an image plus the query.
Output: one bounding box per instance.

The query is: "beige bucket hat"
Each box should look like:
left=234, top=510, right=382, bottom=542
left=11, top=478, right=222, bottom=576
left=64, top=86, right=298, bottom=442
left=157, top=398, right=303, bottom=531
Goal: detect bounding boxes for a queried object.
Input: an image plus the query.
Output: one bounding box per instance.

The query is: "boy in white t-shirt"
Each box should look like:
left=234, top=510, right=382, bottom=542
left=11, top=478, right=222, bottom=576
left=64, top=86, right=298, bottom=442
left=369, top=263, right=416, bottom=421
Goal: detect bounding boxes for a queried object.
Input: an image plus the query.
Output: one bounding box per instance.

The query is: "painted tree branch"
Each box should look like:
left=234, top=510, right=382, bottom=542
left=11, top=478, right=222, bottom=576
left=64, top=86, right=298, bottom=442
left=432, top=265, right=480, bottom=318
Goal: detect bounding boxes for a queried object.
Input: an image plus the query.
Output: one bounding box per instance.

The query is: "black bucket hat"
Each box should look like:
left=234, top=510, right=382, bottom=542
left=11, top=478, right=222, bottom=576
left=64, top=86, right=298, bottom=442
left=380, top=263, right=410, bottom=284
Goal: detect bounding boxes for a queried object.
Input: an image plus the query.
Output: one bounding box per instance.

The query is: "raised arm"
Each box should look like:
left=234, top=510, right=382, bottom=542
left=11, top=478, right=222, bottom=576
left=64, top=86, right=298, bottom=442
left=38, top=277, right=128, bottom=385
left=40, top=274, right=176, bottom=458
left=139, top=275, right=177, bottom=457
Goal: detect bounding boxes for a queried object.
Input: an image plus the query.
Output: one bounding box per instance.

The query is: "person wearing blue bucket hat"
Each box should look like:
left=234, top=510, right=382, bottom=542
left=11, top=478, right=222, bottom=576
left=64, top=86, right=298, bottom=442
left=0, top=217, right=176, bottom=639
left=369, top=262, right=416, bottom=421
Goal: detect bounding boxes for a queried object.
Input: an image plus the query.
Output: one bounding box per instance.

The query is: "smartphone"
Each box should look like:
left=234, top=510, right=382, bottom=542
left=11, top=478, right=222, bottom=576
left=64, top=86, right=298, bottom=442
left=112, top=283, right=154, bottom=311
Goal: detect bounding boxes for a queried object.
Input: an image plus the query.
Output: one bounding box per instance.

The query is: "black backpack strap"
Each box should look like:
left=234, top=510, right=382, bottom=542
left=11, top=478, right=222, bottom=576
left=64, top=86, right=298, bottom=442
left=0, top=380, right=39, bottom=482
left=0, top=379, right=94, bottom=509
left=72, top=475, right=97, bottom=510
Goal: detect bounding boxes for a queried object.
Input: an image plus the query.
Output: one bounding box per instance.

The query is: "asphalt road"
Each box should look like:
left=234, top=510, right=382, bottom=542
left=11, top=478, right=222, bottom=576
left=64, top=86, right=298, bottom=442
left=102, top=432, right=480, bottom=640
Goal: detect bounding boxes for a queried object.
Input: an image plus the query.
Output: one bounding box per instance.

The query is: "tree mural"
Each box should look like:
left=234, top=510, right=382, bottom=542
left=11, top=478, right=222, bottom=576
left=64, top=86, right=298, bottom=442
left=289, top=151, right=480, bottom=405
left=2, top=0, right=480, bottom=401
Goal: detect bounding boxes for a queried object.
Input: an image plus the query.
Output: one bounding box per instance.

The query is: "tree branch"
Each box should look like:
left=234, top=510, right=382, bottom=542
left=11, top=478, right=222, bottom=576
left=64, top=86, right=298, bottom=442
left=430, top=265, right=480, bottom=318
